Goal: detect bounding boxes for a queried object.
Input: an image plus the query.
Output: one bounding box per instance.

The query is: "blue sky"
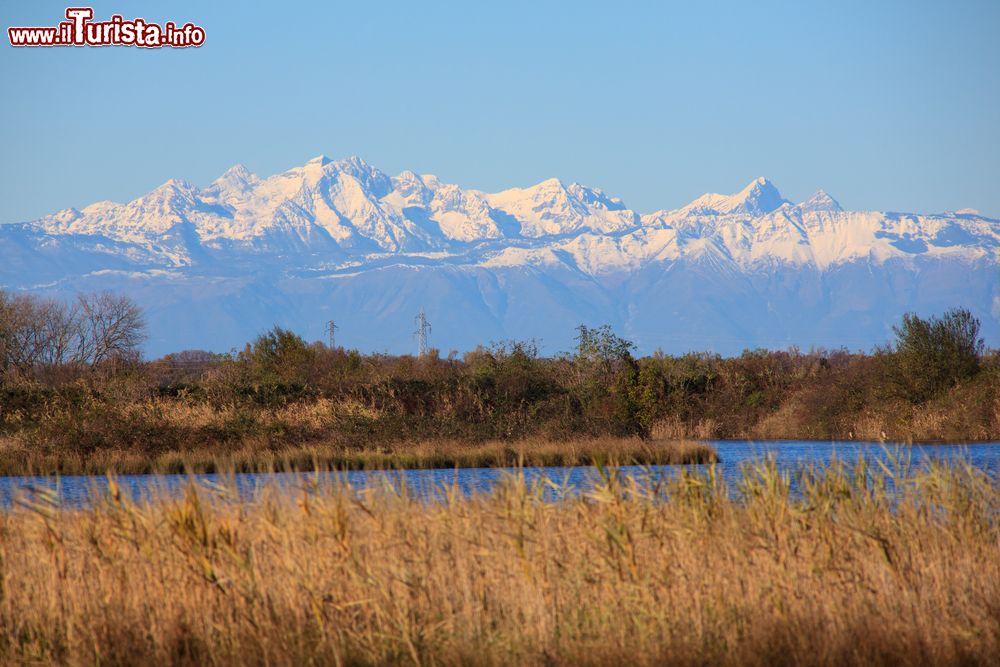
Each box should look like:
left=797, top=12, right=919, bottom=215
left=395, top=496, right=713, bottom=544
left=1, top=0, right=998, bottom=223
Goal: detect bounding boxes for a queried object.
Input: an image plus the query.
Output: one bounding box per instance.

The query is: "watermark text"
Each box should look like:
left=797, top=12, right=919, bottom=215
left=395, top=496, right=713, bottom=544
left=8, top=7, right=205, bottom=48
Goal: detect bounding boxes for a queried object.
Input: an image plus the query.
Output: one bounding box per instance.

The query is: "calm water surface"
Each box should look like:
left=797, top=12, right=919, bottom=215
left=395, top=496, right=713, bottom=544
left=2, top=440, right=999, bottom=508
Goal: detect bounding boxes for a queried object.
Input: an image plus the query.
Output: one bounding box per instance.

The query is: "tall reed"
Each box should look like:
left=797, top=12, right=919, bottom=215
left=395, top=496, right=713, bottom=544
left=0, top=458, right=997, bottom=665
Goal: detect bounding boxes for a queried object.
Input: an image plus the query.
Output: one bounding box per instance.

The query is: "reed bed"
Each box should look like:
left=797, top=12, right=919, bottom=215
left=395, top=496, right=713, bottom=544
left=0, top=458, right=998, bottom=666
left=0, top=436, right=718, bottom=476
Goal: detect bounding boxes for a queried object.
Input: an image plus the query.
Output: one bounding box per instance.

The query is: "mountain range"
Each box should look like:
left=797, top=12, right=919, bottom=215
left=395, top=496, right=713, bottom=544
left=1, top=155, right=997, bottom=357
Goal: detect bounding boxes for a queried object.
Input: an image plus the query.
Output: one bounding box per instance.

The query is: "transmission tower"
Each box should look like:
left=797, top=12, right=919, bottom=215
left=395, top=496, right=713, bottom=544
left=414, top=308, right=431, bottom=356
left=325, top=320, right=339, bottom=349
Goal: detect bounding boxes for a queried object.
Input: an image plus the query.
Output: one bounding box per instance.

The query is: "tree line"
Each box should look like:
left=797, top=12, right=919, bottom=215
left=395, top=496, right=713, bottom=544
left=0, top=288, right=993, bottom=451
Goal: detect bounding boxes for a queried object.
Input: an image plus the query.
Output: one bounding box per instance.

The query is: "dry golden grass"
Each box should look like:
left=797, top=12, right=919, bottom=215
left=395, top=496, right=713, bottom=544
left=0, top=436, right=717, bottom=476
left=1, top=458, right=998, bottom=665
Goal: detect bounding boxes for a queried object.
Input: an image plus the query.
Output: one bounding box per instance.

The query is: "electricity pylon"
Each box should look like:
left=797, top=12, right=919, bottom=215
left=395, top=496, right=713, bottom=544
left=325, top=320, right=338, bottom=349
left=414, top=308, right=431, bottom=356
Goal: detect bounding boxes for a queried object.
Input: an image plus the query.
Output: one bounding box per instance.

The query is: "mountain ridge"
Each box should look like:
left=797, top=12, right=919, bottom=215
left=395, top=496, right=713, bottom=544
left=1, top=156, right=997, bottom=356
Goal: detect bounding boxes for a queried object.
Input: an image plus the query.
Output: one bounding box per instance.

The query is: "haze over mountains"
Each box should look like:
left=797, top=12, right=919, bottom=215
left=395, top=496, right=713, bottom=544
left=1, top=155, right=997, bottom=357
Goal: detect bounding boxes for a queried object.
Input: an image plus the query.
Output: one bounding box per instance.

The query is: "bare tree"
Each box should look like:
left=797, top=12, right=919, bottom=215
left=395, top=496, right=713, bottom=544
left=37, top=298, right=80, bottom=366
left=0, top=289, right=147, bottom=375
left=74, top=292, right=147, bottom=367
left=0, top=291, right=30, bottom=371
left=0, top=291, right=68, bottom=371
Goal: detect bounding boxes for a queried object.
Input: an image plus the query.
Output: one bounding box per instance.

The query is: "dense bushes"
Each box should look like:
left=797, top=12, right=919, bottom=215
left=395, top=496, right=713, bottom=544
left=0, top=306, right=996, bottom=468
left=887, top=308, right=985, bottom=402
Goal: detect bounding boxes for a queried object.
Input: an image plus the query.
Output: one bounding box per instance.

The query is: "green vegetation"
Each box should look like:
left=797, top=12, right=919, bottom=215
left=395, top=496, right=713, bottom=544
left=1, top=288, right=997, bottom=475
left=887, top=307, right=985, bottom=402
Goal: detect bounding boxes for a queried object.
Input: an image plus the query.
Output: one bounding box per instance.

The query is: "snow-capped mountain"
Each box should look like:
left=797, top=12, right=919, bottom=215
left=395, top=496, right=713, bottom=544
left=2, top=155, right=997, bottom=357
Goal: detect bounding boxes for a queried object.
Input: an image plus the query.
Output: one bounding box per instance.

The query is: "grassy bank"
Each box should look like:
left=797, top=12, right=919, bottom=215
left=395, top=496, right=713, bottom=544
left=0, top=436, right=718, bottom=476
left=1, top=458, right=997, bottom=665
left=0, top=346, right=996, bottom=477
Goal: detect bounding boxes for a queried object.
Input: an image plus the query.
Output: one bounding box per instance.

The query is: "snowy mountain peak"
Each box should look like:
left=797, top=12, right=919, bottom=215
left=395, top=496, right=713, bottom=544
left=208, top=164, right=260, bottom=197
left=274, top=154, right=392, bottom=198
left=799, top=189, right=843, bottom=213
left=567, top=182, right=628, bottom=212
left=328, top=155, right=392, bottom=199
left=486, top=176, right=636, bottom=237
left=734, top=177, right=788, bottom=214
left=395, top=169, right=423, bottom=183
left=220, top=163, right=253, bottom=179
left=684, top=177, right=790, bottom=216
left=145, top=179, right=198, bottom=203
left=387, top=170, right=434, bottom=208
left=80, top=200, right=120, bottom=215
left=158, top=177, right=195, bottom=191
left=420, top=174, right=442, bottom=189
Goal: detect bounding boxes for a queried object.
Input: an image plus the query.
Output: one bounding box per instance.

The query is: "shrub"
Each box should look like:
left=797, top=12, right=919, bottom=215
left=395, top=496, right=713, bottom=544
left=239, top=326, right=316, bottom=391
left=889, top=308, right=984, bottom=402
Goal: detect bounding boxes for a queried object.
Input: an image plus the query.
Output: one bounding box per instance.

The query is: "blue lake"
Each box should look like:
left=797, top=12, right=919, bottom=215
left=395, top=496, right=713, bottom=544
left=3, top=440, right=999, bottom=508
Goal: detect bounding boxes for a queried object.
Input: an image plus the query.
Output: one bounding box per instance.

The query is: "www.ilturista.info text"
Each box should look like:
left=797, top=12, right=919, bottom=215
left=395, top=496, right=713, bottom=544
left=8, top=7, right=205, bottom=48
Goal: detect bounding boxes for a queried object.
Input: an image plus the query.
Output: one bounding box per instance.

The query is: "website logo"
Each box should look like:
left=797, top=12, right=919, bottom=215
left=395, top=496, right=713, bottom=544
left=8, top=7, right=205, bottom=48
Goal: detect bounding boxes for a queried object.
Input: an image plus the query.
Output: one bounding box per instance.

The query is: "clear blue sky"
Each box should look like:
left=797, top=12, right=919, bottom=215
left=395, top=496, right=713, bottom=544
left=1, top=0, right=999, bottom=223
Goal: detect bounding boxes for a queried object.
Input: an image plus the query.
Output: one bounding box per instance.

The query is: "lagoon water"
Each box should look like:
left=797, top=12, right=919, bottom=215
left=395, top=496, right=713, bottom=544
left=3, top=440, right=999, bottom=508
